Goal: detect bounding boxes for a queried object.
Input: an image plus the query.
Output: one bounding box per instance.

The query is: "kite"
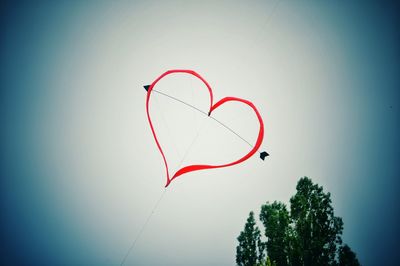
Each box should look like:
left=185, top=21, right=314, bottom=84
left=144, top=69, right=268, bottom=187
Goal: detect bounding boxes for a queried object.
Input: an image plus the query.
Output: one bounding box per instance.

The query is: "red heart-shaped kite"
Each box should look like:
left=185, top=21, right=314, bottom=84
left=146, top=69, right=265, bottom=187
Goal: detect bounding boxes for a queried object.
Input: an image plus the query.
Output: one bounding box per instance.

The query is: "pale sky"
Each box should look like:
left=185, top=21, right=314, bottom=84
left=1, top=1, right=399, bottom=265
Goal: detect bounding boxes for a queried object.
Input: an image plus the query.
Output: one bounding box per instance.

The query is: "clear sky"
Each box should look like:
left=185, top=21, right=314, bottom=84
left=1, top=1, right=399, bottom=265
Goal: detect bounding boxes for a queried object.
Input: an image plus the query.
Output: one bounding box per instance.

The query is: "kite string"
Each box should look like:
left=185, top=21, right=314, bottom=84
left=233, top=0, right=281, bottom=71
left=120, top=111, right=208, bottom=266
left=176, top=114, right=210, bottom=168
left=152, top=94, right=183, bottom=158
left=120, top=188, right=167, bottom=266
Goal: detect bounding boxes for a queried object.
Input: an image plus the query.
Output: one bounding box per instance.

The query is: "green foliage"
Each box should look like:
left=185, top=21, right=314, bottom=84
left=265, top=256, right=276, bottom=266
left=339, top=244, right=360, bottom=266
left=236, top=177, right=360, bottom=266
left=289, top=177, right=343, bottom=265
left=258, top=256, right=276, bottom=266
left=259, top=202, right=290, bottom=266
left=236, top=211, right=265, bottom=266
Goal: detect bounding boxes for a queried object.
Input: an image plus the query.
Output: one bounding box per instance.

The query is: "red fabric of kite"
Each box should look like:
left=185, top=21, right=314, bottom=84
left=146, top=69, right=264, bottom=187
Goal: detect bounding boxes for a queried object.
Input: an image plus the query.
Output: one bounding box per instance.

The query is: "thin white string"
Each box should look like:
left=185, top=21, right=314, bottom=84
left=233, top=0, right=281, bottom=72
left=152, top=93, right=183, bottom=158
left=120, top=188, right=167, bottom=265
left=121, top=93, right=210, bottom=265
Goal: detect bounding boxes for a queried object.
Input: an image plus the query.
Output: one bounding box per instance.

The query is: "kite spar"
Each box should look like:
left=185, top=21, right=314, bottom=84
left=145, top=69, right=269, bottom=188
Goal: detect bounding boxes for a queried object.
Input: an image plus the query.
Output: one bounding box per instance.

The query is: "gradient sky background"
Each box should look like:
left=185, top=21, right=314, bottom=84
left=1, top=1, right=399, bottom=265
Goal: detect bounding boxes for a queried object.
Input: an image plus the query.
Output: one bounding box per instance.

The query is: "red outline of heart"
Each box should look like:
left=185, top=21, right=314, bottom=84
left=146, top=69, right=264, bottom=187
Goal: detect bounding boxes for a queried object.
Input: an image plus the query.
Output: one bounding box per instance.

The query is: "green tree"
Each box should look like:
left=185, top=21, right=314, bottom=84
left=264, top=256, right=277, bottom=266
left=236, top=211, right=264, bottom=266
left=338, top=244, right=360, bottom=266
left=236, top=177, right=360, bottom=266
left=259, top=201, right=290, bottom=266
left=290, top=177, right=343, bottom=265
